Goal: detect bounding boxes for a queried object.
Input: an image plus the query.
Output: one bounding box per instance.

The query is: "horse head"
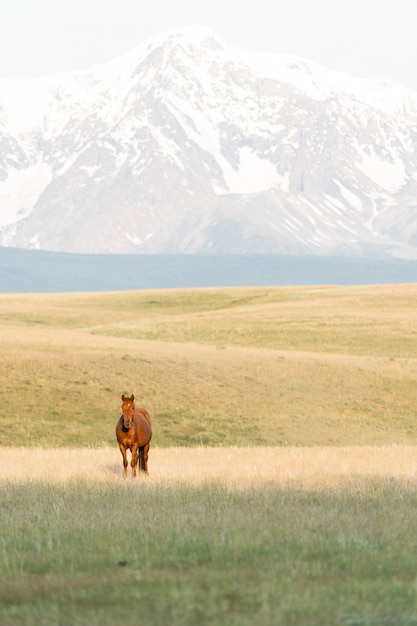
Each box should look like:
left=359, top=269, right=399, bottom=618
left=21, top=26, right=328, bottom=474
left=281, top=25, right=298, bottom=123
left=121, top=394, right=135, bottom=429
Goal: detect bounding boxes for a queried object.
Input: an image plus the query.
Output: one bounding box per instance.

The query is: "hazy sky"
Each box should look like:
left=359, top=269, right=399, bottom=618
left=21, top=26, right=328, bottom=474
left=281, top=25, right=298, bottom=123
left=1, top=0, right=416, bottom=92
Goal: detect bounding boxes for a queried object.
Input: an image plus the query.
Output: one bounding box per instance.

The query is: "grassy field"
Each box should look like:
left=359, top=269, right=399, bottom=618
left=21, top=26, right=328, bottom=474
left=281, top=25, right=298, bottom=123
left=1, top=447, right=417, bottom=625
left=1, top=284, right=417, bottom=624
left=0, top=283, right=416, bottom=447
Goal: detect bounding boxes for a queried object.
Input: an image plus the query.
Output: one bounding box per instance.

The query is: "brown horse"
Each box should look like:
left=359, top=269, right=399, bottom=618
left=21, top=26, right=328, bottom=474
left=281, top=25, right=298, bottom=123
left=116, top=394, right=152, bottom=478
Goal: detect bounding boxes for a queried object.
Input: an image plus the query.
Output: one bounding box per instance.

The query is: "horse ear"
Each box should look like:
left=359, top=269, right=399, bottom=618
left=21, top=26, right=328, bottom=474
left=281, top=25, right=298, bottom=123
left=130, top=394, right=135, bottom=401
left=121, top=394, right=126, bottom=401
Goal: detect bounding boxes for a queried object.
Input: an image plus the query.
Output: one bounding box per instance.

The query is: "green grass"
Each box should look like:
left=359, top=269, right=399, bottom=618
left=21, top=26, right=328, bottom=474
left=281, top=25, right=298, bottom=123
left=1, top=479, right=417, bottom=625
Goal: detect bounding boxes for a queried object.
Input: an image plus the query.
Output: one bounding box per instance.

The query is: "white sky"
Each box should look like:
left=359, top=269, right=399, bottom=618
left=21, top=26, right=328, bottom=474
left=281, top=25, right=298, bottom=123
left=1, top=0, right=416, bottom=93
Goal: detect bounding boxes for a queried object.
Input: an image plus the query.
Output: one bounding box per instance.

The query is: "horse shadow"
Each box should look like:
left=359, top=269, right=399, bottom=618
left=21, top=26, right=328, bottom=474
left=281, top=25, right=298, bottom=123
left=102, top=463, right=123, bottom=477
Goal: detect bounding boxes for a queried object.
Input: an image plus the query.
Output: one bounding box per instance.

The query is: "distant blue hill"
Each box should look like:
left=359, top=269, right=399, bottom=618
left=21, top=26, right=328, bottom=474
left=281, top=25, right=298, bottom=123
left=0, top=247, right=416, bottom=292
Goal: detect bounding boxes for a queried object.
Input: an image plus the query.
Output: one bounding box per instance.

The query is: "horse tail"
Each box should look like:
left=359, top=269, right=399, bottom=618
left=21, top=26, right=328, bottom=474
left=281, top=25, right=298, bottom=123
left=138, top=447, right=145, bottom=472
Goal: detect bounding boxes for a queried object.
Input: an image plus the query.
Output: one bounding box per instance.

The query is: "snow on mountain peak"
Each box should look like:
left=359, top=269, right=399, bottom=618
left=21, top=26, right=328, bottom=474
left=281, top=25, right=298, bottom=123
left=236, top=48, right=417, bottom=115
left=1, top=26, right=417, bottom=258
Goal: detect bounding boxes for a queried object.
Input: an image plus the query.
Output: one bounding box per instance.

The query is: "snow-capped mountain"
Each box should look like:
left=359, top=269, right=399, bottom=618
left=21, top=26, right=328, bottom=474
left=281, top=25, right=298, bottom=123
left=1, top=25, right=417, bottom=258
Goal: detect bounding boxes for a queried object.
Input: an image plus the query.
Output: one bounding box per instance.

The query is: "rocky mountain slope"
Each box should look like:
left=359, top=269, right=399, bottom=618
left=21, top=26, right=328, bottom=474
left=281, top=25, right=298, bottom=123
left=1, top=26, right=417, bottom=258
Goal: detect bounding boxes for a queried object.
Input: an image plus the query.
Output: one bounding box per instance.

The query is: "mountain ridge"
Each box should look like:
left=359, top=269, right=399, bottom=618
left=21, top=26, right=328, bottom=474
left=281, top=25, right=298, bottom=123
left=1, top=27, right=417, bottom=258
left=1, top=247, right=417, bottom=293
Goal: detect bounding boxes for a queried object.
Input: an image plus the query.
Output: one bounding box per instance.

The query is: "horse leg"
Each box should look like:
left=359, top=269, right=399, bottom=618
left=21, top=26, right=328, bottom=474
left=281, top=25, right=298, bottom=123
left=118, top=443, right=128, bottom=478
left=131, top=444, right=139, bottom=478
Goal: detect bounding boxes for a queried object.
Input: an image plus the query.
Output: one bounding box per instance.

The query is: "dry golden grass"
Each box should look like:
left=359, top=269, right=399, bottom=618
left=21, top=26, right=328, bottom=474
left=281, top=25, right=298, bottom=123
left=0, top=284, right=416, bottom=447
left=2, top=283, right=417, bottom=626
left=2, top=445, right=417, bottom=489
